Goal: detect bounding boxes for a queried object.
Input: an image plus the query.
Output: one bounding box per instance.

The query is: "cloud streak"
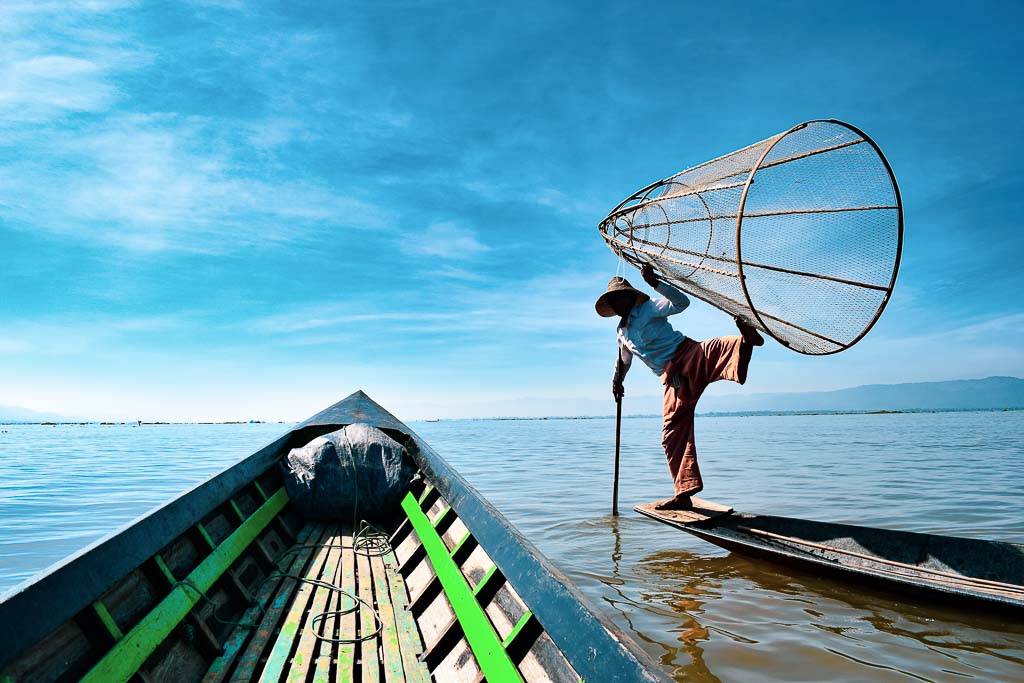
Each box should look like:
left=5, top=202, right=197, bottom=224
left=400, top=221, right=490, bottom=260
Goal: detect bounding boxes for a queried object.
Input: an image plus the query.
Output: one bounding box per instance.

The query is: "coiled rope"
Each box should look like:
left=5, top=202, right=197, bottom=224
left=183, top=431, right=401, bottom=645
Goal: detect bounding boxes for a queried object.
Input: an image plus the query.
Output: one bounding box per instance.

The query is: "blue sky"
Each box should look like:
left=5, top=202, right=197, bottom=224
left=1, top=1, right=1022, bottom=421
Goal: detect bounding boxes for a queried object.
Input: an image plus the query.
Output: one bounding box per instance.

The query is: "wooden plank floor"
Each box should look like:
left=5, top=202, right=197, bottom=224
left=635, top=497, right=733, bottom=525
left=211, top=522, right=429, bottom=682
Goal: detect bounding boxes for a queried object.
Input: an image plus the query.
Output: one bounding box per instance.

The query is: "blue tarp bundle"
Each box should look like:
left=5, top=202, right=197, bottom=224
left=282, top=423, right=413, bottom=521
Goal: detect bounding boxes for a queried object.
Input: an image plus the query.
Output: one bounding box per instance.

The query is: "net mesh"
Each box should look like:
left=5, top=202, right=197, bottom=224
left=599, top=120, right=902, bottom=355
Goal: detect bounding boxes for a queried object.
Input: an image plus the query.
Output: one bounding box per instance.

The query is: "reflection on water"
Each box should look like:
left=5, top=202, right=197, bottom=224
left=416, top=411, right=1024, bottom=682
left=631, top=545, right=1024, bottom=682
left=1, top=412, right=1023, bottom=680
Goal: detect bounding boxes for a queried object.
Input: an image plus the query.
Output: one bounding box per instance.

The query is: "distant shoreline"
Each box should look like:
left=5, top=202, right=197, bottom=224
left=0, top=420, right=292, bottom=426
left=429, top=406, right=1024, bottom=421
left=2, top=406, right=1021, bottom=426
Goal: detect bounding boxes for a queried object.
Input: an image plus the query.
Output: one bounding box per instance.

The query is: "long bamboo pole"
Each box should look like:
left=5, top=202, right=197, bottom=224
left=612, top=395, right=622, bottom=516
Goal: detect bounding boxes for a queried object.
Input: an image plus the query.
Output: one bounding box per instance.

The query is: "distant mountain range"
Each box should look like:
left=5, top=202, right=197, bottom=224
left=426, top=376, right=1024, bottom=419
left=696, top=376, right=1024, bottom=414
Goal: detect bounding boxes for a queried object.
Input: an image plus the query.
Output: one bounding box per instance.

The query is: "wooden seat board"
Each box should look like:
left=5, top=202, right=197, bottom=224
left=204, top=523, right=320, bottom=683
left=635, top=497, right=734, bottom=526
left=370, top=553, right=407, bottom=682
left=357, top=550, right=380, bottom=683
left=328, top=526, right=356, bottom=683
left=211, top=522, right=434, bottom=683
left=256, top=524, right=338, bottom=682
left=224, top=524, right=332, bottom=683
left=382, top=549, right=431, bottom=683
left=286, top=527, right=344, bottom=682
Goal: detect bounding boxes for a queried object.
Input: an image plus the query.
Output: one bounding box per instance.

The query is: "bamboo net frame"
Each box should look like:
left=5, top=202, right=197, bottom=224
left=599, top=119, right=903, bottom=355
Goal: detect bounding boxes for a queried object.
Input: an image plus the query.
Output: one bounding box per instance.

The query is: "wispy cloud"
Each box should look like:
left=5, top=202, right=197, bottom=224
left=242, top=308, right=460, bottom=335
left=0, top=56, right=115, bottom=120
left=2, top=111, right=390, bottom=253
left=2, top=1, right=1022, bottom=421
left=237, top=268, right=616, bottom=351
left=0, top=4, right=392, bottom=255
left=431, top=264, right=490, bottom=282
left=0, top=312, right=199, bottom=357
left=400, top=221, right=490, bottom=260
left=461, top=180, right=606, bottom=220
left=886, top=312, right=1024, bottom=347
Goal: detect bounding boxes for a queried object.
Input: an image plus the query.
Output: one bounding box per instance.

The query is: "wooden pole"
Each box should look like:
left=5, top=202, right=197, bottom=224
left=612, top=394, right=622, bottom=516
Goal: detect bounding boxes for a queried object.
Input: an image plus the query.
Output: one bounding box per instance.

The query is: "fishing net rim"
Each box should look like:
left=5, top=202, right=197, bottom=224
left=596, top=118, right=905, bottom=356
left=734, top=118, right=905, bottom=356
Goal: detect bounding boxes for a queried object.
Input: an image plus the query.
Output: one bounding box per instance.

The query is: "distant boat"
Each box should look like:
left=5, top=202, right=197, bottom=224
left=0, top=391, right=667, bottom=682
left=637, top=498, right=1024, bottom=614
left=424, top=418, right=441, bottom=423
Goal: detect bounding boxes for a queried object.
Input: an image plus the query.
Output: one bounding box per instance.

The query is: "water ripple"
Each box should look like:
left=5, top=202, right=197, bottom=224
left=1, top=413, right=1023, bottom=681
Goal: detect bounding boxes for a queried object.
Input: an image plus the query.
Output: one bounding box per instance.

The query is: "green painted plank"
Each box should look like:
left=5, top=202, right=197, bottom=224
left=203, top=524, right=319, bottom=683
left=80, top=487, right=289, bottom=683
left=401, top=493, right=523, bottom=682
left=369, top=553, right=405, bottom=682
left=356, top=550, right=379, bottom=683
left=292, top=528, right=343, bottom=682
left=449, top=531, right=473, bottom=558
left=258, top=526, right=337, bottom=682
left=502, top=611, right=535, bottom=649
left=431, top=506, right=452, bottom=529
left=382, top=550, right=431, bottom=683
left=472, top=565, right=499, bottom=597
left=196, top=523, right=217, bottom=550
left=153, top=555, right=177, bottom=585
left=227, top=525, right=330, bottom=683
left=321, top=526, right=355, bottom=683
left=92, top=600, right=123, bottom=641
left=229, top=500, right=246, bottom=523
left=417, top=485, right=434, bottom=505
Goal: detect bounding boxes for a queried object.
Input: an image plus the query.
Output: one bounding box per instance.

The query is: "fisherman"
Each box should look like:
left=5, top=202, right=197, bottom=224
left=596, top=264, right=764, bottom=511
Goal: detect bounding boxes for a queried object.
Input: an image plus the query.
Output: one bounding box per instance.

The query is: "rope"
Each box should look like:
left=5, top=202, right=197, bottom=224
left=266, top=572, right=383, bottom=643
left=188, top=432, right=396, bottom=645
left=175, top=578, right=264, bottom=631
left=291, top=426, right=389, bottom=644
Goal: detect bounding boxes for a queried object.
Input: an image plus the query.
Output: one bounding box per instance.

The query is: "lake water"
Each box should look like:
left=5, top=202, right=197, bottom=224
left=1, top=411, right=1022, bottom=681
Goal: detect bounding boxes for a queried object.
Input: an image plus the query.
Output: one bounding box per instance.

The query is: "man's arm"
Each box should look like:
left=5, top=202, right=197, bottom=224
left=612, top=340, right=632, bottom=399
left=642, top=263, right=690, bottom=316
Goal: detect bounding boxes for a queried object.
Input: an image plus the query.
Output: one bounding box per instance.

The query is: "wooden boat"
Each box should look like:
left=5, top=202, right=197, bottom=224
left=0, top=391, right=670, bottom=683
left=636, top=498, right=1024, bottom=614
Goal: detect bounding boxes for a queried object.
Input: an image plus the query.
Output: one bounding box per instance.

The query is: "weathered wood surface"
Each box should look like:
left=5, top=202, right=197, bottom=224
left=288, top=528, right=342, bottom=681
left=382, top=549, right=431, bottom=683
left=649, top=501, right=1024, bottom=615
left=330, top=526, right=355, bottom=683
left=209, top=521, right=429, bottom=683
left=370, top=553, right=406, bottom=682
left=204, top=524, right=317, bottom=682
left=635, top=497, right=734, bottom=525
left=737, top=525, right=1024, bottom=599
left=356, top=550, right=379, bottom=683
left=255, top=524, right=335, bottom=682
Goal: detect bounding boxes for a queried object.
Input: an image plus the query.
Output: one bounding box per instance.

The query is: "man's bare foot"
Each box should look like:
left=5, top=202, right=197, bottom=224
left=735, top=316, right=765, bottom=346
left=654, top=495, right=693, bottom=511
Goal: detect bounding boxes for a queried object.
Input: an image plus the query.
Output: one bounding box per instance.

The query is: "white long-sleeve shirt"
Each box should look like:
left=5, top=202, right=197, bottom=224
left=616, top=282, right=691, bottom=378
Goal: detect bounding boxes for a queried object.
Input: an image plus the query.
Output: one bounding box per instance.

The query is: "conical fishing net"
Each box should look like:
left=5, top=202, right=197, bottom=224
left=599, top=119, right=903, bottom=355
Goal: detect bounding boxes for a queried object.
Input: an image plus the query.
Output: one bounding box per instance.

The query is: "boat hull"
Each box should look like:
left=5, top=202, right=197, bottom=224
left=0, top=391, right=670, bottom=682
left=636, top=505, right=1024, bottom=615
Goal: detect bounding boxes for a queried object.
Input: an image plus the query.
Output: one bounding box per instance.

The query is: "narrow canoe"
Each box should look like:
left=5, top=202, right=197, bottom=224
left=636, top=498, right=1024, bottom=614
left=0, top=391, right=670, bottom=682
